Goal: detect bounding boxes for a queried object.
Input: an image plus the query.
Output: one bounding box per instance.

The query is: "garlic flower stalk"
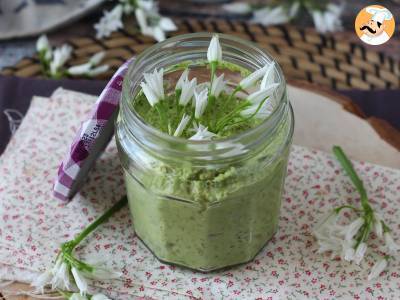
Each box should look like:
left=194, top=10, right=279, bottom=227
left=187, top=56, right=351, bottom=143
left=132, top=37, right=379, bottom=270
left=32, top=197, right=127, bottom=296
left=313, top=146, right=399, bottom=281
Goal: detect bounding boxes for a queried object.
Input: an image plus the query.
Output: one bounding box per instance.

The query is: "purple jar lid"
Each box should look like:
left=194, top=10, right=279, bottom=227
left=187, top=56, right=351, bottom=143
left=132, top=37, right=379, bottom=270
left=53, top=59, right=133, bottom=201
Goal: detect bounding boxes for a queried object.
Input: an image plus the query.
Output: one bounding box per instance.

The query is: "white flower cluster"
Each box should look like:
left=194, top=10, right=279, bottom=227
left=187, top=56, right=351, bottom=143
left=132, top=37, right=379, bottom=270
left=139, top=35, right=280, bottom=140
left=222, top=1, right=343, bottom=33
left=94, top=0, right=176, bottom=42
left=314, top=208, right=399, bottom=281
left=36, top=35, right=109, bottom=78
left=32, top=252, right=120, bottom=298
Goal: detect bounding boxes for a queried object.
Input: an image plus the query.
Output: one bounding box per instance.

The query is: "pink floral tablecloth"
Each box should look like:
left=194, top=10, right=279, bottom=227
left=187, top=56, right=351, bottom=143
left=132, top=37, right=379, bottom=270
left=0, top=88, right=399, bottom=299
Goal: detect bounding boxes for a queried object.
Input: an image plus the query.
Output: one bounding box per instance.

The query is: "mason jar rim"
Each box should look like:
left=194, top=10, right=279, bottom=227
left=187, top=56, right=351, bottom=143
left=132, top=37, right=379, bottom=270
left=119, top=32, right=293, bottom=162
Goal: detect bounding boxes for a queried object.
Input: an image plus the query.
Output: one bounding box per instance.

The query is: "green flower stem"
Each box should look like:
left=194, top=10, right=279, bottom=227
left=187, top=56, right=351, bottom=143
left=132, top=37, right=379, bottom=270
left=155, top=103, right=168, bottom=132
left=332, top=146, right=372, bottom=213
left=222, top=86, right=241, bottom=113
left=216, top=101, right=250, bottom=132
left=70, top=196, right=128, bottom=248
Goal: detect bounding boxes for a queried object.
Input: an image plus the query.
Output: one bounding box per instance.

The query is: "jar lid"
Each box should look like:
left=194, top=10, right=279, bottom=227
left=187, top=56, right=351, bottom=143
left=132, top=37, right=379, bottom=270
left=53, top=59, right=133, bottom=201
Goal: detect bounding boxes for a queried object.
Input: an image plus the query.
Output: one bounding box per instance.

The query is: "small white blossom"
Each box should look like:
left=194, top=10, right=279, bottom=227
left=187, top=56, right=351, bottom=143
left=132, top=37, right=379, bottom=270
left=239, top=64, right=270, bottom=89
left=341, top=239, right=356, bottom=261
left=384, top=232, right=400, bottom=254
left=36, top=35, right=50, bottom=53
left=247, top=84, right=279, bottom=104
left=174, top=114, right=191, bottom=137
left=70, top=293, right=87, bottom=300
left=88, top=65, right=110, bottom=77
left=311, top=4, right=343, bottom=33
left=94, top=5, right=124, bottom=39
left=31, top=270, right=52, bottom=293
left=207, top=35, right=222, bottom=63
left=176, top=69, right=189, bottom=91
left=92, top=294, right=112, bottom=300
left=240, top=100, right=273, bottom=119
left=71, top=267, right=88, bottom=296
left=373, top=213, right=383, bottom=238
left=141, top=68, right=164, bottom=106
left=89, top=51, right=106, bottom=66
left=368, top=258, right=388, bottom=281
left=68, top=63, right=92, bottom=75
left=51, top=260, right=71, bottom=290
left=210, top=74, right=227, bottom=98
left=189, top=123, right=216, bottom=141
left=354, top=242, right=367, bottom=265
left=222, top=2, right=251, bottom=14
left=251, top=6, right=291, bottom=26
left=342, top=217, right=364, bottom=241
left=260, top=62, right=276, bottom=89
left=50, top=44, right=72, bottom=76
left=194, top=88, right=209, bottom=119
left=179, top=78, right=197, bottom=106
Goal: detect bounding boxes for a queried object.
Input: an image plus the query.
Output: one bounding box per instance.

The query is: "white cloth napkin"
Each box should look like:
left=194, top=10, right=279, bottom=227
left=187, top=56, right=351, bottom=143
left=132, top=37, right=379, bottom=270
left=0, top=88, right=399, bottom=299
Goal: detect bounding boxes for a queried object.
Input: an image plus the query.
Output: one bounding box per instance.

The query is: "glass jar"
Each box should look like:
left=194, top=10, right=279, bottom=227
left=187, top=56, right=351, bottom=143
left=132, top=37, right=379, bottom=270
left=116, top=33, right=294, bottom=271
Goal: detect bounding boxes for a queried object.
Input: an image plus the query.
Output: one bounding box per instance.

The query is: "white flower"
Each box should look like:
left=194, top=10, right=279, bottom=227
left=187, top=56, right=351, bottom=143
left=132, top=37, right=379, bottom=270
left=68, top=63, right=92, bottom=75
left=194, top=88, right=209, bottom=119
left=71, top=267, right=88, bottom=296
left=50, top=44, right=72, bottom=76
left=92, top=294, right=112, bottom=300
left=88, top=65, right=110, bottom=77
left=31, top=270, right=52, bottom=293
left=260, top=62, right=276, bottom=89
left=179, top=78, right=197, bottom=106
left=222, top=2, right=251, bottom=14
left=135, top=7, right=176, bottom=42
left=384, top=232, right=400, bottom=254
left=342, top=217, right=364, bottom=241
left=247, top=84, right=279, bottom=104
left=210, top=74, right=227, bottom=98
left=174, top=114, right=191, bottom=137
left=239, top=64, right=270, bottom=89
left=141, top=68, right=164, bottom=106
left=36, top=35, right=50, bottom=53
left=176, top=69, right=189, bottom=91
left=311, top=4, right=343, bottom=33
left=341, top=239, right=356, bottom=261
left=207, top=35, right=222, bottom=63
left=189, top=123, right=216, bottom=141
left=251, top=6, right=291, bottom=26
left=137, top=0, right=156, bottom=11
left=240, top=100, right=273, bottom=119
left=373, top=213, right=383, bottom=238
left=51, top=260, right=71, bottom=290
left=288, top=2, right=300, bottom=18
left=368, top=258, right=388, bottom=281
left=94, top=5, right=124, bottom=39
left=354, top=242, right=367, bottom=265
left=89, top=51, right=106, bottom=66
left=70, top=293, right=88, bottom=300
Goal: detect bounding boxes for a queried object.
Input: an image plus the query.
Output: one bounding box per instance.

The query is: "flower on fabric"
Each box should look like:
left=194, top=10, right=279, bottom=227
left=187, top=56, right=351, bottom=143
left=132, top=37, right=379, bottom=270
left=354, top=242, right=368, bottom=265
left=94, top=5, right=124, bottom=39
left=51, top=258, right=71, bottom=290
left=71, top=267, right=88, bottom=296
left=222, top=2, right=251, bottom=14
left=373, top=213, right=383, bottom=238
left=189, top=123, right=216, bottom=141
left=207, top=35, right=222, bottom=63
left=50, top=44, right=72, bottom=76
left=69, top=292, right=111, bottom=300
left=384, top=232, right=400, bottom=254
left=210, top=74, right=227, bottom=98
left=194, top=88, right=209, bottom=119
left=311, top=4, right=343, bottom=33
left=342, top=217, right=364, bottom=241
left=368, top=258, right=388, bottom=281
left=174, top=114, right=191, bottom=137
left=141, top=68, right=165, bottom=106
left=67, top=52, right=109, bottom=77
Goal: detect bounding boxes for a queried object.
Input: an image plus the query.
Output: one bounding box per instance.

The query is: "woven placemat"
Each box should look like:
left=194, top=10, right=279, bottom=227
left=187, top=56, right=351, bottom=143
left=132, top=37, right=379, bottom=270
left=1, top=18, right=399, bottom=90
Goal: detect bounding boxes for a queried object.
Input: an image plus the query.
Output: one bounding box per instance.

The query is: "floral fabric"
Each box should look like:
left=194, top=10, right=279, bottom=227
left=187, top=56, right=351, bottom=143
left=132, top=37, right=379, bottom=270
left=0, top=88, right=399, bottom=299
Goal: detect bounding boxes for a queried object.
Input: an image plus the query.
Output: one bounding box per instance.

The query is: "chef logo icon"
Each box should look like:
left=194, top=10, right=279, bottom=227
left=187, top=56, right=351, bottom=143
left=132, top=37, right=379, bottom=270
left=355, top=5, right=395, bottom=45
